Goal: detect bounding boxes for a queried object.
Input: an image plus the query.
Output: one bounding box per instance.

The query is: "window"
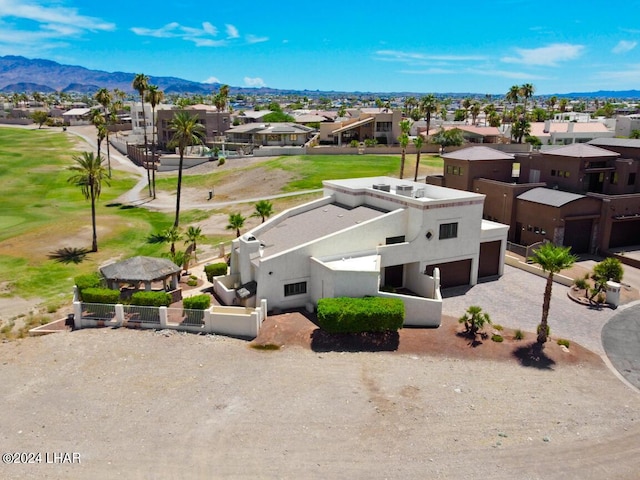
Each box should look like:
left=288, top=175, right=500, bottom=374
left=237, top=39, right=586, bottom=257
left=446, top=165, right=453, bottom=174
left=439, top=222, right=458, bottom=239
left=386, top=235, right=406, bottom=245
left=551, top=169, right=557, bottom=176
left=611, top=172, right=618, bottom=185
left=290, top=134, right=297, bottom=141
left=629, top=173, right=637, bottom=186
left=284, top=282, right=307, bottom=297
left=376, top=122, right=392, bottom=132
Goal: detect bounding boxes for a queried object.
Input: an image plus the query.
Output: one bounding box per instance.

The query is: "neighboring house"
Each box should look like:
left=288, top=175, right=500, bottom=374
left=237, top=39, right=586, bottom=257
left=233, top=110, right=273, bottom=124
left=529, top=120, right=613, bottom=145
left=614, top=114, right=640, bottom=138
left=319, top=108, right=402, bottom=145
left=225, top=122, right=315, bottom=147
left=156, top=105, right=231, bottom=150
left=62, top=107, right=93, bottom=126
left=441, top=146, right=515, bottom=191
left=214, top=177, right=508, bottom=327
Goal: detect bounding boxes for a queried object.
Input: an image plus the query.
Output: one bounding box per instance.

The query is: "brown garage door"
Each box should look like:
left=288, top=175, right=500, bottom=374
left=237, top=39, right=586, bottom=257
left=425, top=259, right=472, bottom=288
left=610, top=220, right=640, bottom=248
left=479, top=241, right=501, bottom=278
left=564, top=219, right=592, bottom=253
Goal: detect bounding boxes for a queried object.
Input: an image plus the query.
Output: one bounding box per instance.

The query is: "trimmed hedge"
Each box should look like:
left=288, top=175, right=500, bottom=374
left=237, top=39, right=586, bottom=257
left=130, top=291, right=172, bottom=307
left=204, top=262, right=228, bottom=282
left=81, top=287, right=120, bottom=304
left=183, top=294, right=211, bottom=310
left=75, top=273, right=103, bottom=299
left=317, top=297, right=404, bottom=334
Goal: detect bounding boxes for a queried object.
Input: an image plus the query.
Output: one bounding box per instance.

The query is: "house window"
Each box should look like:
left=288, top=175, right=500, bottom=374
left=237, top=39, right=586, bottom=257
left=376, top=122, right=392, bottom=132
left=290, top=134, right=297, bottom=141
left=551, top=169, right=557, bottom=176
left=629, top=173, right=637, bottom=186
left=446, top=165, right=453, bottom=174
left=284, top=281, right=307, bottom=297
left=267, top=134, right=280, bottom=141
left=386, top=235, right=405, bottom=245
left=564, top=171, right=570, bottom=178
left=439, top=222, right=458, bottom=239
left=611, top=172, right=618, bottom=185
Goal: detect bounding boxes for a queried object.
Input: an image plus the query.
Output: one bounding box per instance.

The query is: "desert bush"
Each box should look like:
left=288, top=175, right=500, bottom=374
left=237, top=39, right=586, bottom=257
left=557, top=338, right=570, bottom=348
left=491, top=334, right=504, bottom=342
left=349, top=140, right=359, bottom=148
left=514, top=329, right=525, bottom=341
left=218, top=157, right=226, bottom=166
left=81, top=287, right=120, bottom=304
left=493, top=324, right=504, bottom=331
left=458, top=305, right=492, bottom=338
left=183, top=294, right=211, bottom=310
left=130, top=291, right=172, bottom=307
left=187, top=278, right=198, bottom=287
left=317, top=297, right=404, bottom=334
left=204, top=262, right=228, bottom=282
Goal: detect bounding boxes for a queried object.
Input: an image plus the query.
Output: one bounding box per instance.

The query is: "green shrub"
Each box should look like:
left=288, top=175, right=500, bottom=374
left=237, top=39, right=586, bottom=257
left=557, top=338, right=570, bottom=348
left=317, top=297, right=404, bottom=334
left=187, top=278, right=198, bottom=287
left=75, top=273, right=103, bottom=299
left=218, top=157, right=226, bottom=166
left=183, top=294, right=211, bottom=310
left=204, top=262, right=228, bottom=282
left=349, top=139, right=359, bottom=148
left=514, top=329, right=525, bottom=341
left=491, top=334, right=504, bottom=342
left=493, top=324, right=504, bottom=331
left=130, top=291, right=172, bottom=307
left=81, top=287, right=120, bottom=304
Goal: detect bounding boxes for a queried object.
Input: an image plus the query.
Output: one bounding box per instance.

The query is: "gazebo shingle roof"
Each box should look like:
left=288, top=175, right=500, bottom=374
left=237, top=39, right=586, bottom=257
left=100, top=256, right=181, bottom=282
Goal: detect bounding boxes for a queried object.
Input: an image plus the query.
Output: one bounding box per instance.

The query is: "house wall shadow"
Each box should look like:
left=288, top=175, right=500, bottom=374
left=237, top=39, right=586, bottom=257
left=310, top=329, right=399, bottom=352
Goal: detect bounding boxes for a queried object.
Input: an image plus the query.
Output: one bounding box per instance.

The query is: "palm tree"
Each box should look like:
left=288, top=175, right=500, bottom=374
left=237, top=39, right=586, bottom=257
left=420, top=94, right=438, bottom=138
left=546, top=96, right=558, bottom=118
left=483, top=104, right=496, bottom=127
left=519, top=83, right=535, bottom=121
left=412, top=134, right=424, bottom=182
left=528, top=243, right=577, bottom=345
left=506, top=85, right=520, bottom=124
left=67, top=152, right=110, bottom=252
left=398, top=119, right=411, bottom=179
left=168, top=112, right=205, bottom=228
left=163, top=226, right=183, bottom=258
left=252, top=200, right=274, bottom=223
left=94, top=88, right=113, bottom=177
left=470, top=102, right=481, bottom=125
left=184, top=225, right=205, bottom=262
left=226, top=212, right=246, bottom=238
left=145, top=85, right=164, bottom=198
left=89, top=109, right=106, bottom=160
left=132, top=73, right=151, bottom=195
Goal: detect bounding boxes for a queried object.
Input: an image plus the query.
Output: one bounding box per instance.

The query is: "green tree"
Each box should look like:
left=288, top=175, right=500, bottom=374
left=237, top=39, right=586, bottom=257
left=94, top=87, right=113, bottom=177
left=252, top=200, right=274, bottom=223
left=630, top=130, right=640, bottom=139
left=226, top=212, right=246, bottom=237
left=67, top=152, right=110, bottom=252
left=412, top=134, right=424, bottom=182
left=420, top=94, right=438, bottom=137
left=470, top=102, right=482, bottom=125
left=262, top=111, right=295, bottom=122
left=398, top=119, right=411, bottom=179
left=30, top=110, right=49, bottom=128
left=512, top=119, right=531, bottom=144
left=431, top=128, right=464, bottom=153
left=528, top=243, right=577, bottom=345
left=132, top=73, right=151, bottom=195
left=588, top=257, right=624, bottom=302
left=168, top=112, right=205, bottom=228
left=89, top=109, right=106, bottom=160
left=145, top=85, right=164, bottom=198
left=162, top=226, right=183, bottom=258
left=184, top=225, right=205, bottom=262
left=458, top=305, right=492, bottom=340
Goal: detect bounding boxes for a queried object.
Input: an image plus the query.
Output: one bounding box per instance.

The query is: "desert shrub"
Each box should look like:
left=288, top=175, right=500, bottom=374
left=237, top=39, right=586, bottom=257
left=183, top=294, right=211, bottom=310
left=130, top=291, right=172, bottom=307
left=75, top=273, right=104, bottom=299
left=317, top=297, right=404, bottom=334
left=204, top=262, right=228, bottom=282
left=596, top=292, right=606, bottom=303
left=514, top=329, right=525, bottom=340
left=218, top=157, right=226, bottom=166
left=349, top=140, right=359, bottom=148
left=187, top=278, right=198, bottom=287
left=491, top=334, right=504, bottom=342
left=458, top=305, right=491, bottom=338
left=493, top=324, right=504, bottom=331
left=81, top=287, right=120, bottom=304
left=557, top=338, right=570, bottom=348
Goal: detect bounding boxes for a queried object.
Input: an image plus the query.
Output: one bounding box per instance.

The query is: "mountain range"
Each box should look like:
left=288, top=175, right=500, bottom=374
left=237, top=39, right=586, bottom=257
left=1, top=55, right=640, bottom=99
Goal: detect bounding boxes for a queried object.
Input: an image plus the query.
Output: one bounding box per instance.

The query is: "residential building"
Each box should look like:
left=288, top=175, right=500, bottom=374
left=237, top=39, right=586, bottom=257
left=529, top=120, right=614, bottom=145
left=214, top=177, right=508, bottom=327
left=156, top=105, right=231, bottom=150
left=614, top=114, right=640, bottom=138
left=319, top=108, right=402, bottom=145
left=225, top=122, right=315, bottom=147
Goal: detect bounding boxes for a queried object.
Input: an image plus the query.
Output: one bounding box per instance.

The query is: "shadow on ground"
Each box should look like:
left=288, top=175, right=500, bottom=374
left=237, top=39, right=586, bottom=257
left=512, top=342, right=557, bottom=369
left=310, top=329, right=399, bottom=352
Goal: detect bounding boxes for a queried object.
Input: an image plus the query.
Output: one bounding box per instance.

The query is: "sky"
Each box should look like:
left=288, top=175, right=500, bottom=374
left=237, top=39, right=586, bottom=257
left=1, top=0, right=640, bottom=95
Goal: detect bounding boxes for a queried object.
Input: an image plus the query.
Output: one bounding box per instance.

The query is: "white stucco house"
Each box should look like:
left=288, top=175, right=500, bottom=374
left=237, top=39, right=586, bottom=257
left=213, top=177, right=508, bottom=327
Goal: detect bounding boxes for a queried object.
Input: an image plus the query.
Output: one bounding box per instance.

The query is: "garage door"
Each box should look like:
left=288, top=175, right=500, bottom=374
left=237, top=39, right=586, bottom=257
left=479, top=241, right=501, bottom=278
left=609, top=220, right=640, bottom=248
left=564, top=219, right=592, bottom=253
left=425, top=259, right=472, bottom=288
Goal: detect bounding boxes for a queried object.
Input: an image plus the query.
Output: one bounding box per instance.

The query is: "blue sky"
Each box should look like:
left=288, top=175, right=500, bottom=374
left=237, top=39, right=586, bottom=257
left=2, top=0, right=640, bottom=95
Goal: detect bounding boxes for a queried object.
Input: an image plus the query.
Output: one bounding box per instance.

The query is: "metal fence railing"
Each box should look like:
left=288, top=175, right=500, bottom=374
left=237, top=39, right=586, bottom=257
left=81, top=303, right=116, bottom=321
left=123, top=305, right=160, bottom=324
left=166, top=307, right=205, bottom=327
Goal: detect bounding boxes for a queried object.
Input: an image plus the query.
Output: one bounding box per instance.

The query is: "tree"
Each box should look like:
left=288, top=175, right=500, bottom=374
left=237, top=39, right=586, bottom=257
left=630, top=129, right=640, bottom=139
left=94, top=87, right=113, bottom=177
left=184, top=225, right=205, bottom=262
left=132, top=73, right=151, bottom=195
left=519, top=83, right=535, bottom=120
left=528, top=243, right=577, bottom=345
left=145, top=85, right=164, bottom=198
left=589, top=257, right=624, bottom=302
left=67, top=152, right=110, bottom=252
left=162, top=226, right=183, bottom=258
left=431, top=127, right=464, bottom=153
left=412, top=134, right=424, bottom=182
left=252, top=200, right=274, bottom=223
left=89, top=109, right=106, bottom=160
left=168, top=112, right=205, bottom=228
left=458, top=305, right=492, bottom=340
left=398, top=119, right=411, bottom=179
left=30, top=110, right=49, bottom=128
left=420, top=94, right=438, bottom=137
left=546, top=96, right=557, bottom=117
left=512, top=119, right=531, bottom=144
left=226, top=212, right=246, bottom=237
left=470, top=102, right=481, bottom=125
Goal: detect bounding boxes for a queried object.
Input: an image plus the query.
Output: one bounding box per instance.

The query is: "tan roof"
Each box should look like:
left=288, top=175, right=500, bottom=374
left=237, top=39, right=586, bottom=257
left=529, top=121, right=610, bottom=137
left=441, top=146, right=514, bottom=161
left=543, top=143, right=620, bottom=158
left=331, top=116, right=375, bottom=134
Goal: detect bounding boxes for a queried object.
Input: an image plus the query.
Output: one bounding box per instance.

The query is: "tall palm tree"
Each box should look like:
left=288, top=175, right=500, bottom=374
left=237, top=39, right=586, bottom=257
left=519, top=83, right=535, bottom=121
left=168, top=112, right=205, bottom=228
left=483, top=104, right=496, bottom=127
left=252, top=200, right=274, bottom=223
left=398, top=119, right=411, bottom=179
left=163, top=226, right=183, bottom=259
left=67, top=152, right=110, bottom=252
left=470, top=102, right=481, bottom=125
left=412, top=134, right=424, bottom=182
left=145, top=85, right=164, bottom=199
left=184, top=225, right=205, bottom=262
left=89, top=109, right=106, bottom=160
left=528, top=243, right=577, bottom=345
left=94, top=88, right=113, bottom=177
left=420, top=94, right=438, bottom=138
left=132, top=73, right=151, bottom=195
left=226, top=213, right=246, bottom=238
left=506, top=85, right=520, bottom=123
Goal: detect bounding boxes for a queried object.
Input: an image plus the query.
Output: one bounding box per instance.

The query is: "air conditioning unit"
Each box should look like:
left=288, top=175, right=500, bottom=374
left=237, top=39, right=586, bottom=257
left=396, top=185, right=413, bottom=197
left=372, top=183, right=391, bottom=192
left=414, top=188, right=425, bottom=198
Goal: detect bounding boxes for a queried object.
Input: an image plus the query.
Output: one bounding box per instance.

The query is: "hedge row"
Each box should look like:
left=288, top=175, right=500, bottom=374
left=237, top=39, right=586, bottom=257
left=81, top=287, right=120, bottom=304
left=317, top=297, right=404, bottom=334
left=183, top=294, right=211, bottom=310
left=75, top=273, right=104, bottom=299
left=204, top=262, right=228, bottom=282
left=130, top=291, right=172, bottom=307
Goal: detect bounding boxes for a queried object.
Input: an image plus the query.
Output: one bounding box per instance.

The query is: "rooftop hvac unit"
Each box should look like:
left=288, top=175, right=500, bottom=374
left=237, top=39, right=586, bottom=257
left=414, top=188, right=425, bottom=198
left=372, top=183, right=391, bottom=192
left=396, top=185, right=414, bottom=197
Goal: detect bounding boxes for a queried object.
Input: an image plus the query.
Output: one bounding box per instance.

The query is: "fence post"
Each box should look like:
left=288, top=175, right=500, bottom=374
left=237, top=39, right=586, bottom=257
left=159, top=306, right=168, bottom=328
left=260, top=299, right=268, bottom=322
left=73, top=301, right=82, bottom=329
left=204, top=307, right=214, bottom=334
left=115, top=304, right=125, bottom=326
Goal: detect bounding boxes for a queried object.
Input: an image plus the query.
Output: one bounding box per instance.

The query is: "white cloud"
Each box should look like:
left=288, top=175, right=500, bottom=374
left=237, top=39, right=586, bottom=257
left=244, top=76, right=266, bottom=87
left=501, top=43, right=584, bottom=66
left=0, top=0, right=115, bottom=31
left=225, top=24, right=239, bottom=39
left=375, top=49, right=486, bottom=64
left=612, top=40, right=637, bottom=54
left=246, top=34, right=268, bottom=44
left=203, top=76, right=221, bottom=84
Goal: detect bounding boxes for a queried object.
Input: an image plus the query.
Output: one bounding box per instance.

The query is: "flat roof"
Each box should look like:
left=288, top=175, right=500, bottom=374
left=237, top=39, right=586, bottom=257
left=256, top=203, right=387, bottom=258
left=517, top=187, right=586, bottom=207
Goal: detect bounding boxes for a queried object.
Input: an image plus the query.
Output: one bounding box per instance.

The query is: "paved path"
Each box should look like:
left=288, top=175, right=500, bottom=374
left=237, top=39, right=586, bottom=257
left=602, top=303, right=640, bottom=389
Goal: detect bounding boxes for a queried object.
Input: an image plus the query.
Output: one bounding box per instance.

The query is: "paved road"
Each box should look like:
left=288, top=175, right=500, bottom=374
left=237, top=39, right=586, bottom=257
left=602, top=303, right=640, bottom=389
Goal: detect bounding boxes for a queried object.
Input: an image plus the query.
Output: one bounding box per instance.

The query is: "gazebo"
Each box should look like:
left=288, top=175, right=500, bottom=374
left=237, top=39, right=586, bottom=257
left=100, top=256, right=182, bottom=292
